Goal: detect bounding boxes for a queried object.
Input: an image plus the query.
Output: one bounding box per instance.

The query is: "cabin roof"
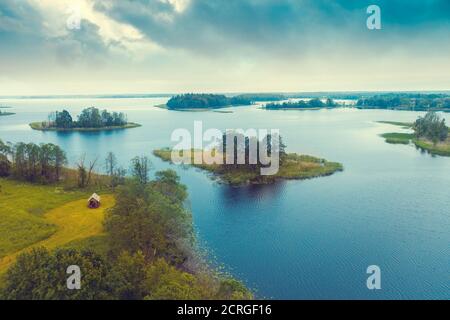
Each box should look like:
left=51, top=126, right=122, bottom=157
left=88, top=193, right=101, bottom=202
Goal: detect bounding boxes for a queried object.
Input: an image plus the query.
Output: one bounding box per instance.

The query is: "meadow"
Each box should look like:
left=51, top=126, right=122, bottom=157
left=0, top=178, right=112, bottom=275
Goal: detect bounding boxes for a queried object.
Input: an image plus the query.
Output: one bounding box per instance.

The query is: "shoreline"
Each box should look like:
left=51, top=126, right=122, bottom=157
left=153, top=148, right=343, bottom=186
left=378, top=121, right=450, bottom=156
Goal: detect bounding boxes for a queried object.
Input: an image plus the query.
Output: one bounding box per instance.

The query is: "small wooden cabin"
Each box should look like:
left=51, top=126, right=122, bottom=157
left=88, top=193, right=101, bottom=209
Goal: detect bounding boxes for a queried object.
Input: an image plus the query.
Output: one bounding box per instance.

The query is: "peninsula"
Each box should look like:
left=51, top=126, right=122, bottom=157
left=379, top=111, right=450, bottom=156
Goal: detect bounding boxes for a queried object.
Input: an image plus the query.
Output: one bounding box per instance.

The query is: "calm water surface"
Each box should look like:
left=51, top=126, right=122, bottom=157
left=0, top=98, right=449, bottom=299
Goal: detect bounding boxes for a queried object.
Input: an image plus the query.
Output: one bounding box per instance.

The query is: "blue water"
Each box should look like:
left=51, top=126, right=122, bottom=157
left=0, top=98, right=449, bottom=299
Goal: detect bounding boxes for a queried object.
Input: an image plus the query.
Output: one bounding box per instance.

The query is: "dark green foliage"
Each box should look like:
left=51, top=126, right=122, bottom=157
left=0, top=139, right=67, bottom=183
left=48, top=107, right=127, bottom=129
left=130, top=156, right=151, bottom=185
left=414, top=111, right=448, bottom=144
left=1, top=248, right=113, bottom=300
left=55, top=110, right=73, bottom=128
left=266, top=98, right=334, bottom=109
left=357, top=93, right=450, bottom=111
left=167, top=94, right=251, bottom=109
left=104, top=175, right=192, bottom=265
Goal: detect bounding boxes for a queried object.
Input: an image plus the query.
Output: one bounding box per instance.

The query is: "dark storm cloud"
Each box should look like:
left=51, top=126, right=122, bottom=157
left=0, top=0, right=111, bottom=67
left=93, top=0, right=450, bottom=55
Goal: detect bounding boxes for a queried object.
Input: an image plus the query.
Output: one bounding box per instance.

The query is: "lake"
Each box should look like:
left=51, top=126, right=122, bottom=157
left=0, top=97, right=449, bottom=299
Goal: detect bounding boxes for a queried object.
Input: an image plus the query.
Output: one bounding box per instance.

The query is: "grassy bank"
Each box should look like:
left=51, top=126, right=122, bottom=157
left=29, top=122, right=141, bottom=132
left=154, top=148, right=343, bottom=185
left=380, top=132, right=414, bottom=144
left=379, top=122, right=450, bottom=156
left=0, top=178, right=114, bottom=275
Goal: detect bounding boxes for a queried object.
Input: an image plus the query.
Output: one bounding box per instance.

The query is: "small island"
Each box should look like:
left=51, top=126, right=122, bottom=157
left=154, top=134, right=343, bottom=185
left=264, top=98, right=339, bottom=110
left=30, top=107, right=140, bottom=132
left=161, top=93, right=253, bottom=110
left=0, top=107, right=14, bottom=117
left=379, top=111, right=450, bottom=156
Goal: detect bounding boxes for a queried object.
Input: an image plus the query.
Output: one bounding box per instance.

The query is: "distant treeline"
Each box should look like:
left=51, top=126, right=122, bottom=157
left=233, top=93, right=285, bottom=102
left=265, top=98, right=338, bottom=109
left=166, top=94, right=252, bottom=109
left=45, top=107, right=128, bottom=129
left=356, top=94, right=450, bottom=111
left=0, top=139, right=66, bottom=182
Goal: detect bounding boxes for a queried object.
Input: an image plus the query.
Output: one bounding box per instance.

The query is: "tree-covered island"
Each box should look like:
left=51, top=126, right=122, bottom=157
left=379, top=111, right=450, bottom=156
left=162, top=94, right=253, bottom=110
left=264, top=98, right=339, bottom=110
left=154, top=133, right=343, bottom=185
left=0, top=109, right=14, bottom=117
left=30, top=107, right=141, bottom=131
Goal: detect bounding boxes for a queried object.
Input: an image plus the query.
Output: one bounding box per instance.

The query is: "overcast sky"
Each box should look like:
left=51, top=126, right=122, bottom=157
left=0, top=0, right=449, bottom=95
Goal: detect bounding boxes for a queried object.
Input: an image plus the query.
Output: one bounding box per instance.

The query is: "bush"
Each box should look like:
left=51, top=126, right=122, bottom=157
left=414, top=111, right=448, bottom=144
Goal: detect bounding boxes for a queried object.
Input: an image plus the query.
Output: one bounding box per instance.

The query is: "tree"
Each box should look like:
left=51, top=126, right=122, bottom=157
left=414, top=111, right=448, bottom=145
left=0, top=248, right=112, bottom=300
left=55, top=110, right=73, bottom=128
left=0, top=139, right=11, bottom=177
left=105, top=152, right=117, bottom=178
left=130, top=156, right=151, bottom=185
left=108, top=251, right=148, bottom=300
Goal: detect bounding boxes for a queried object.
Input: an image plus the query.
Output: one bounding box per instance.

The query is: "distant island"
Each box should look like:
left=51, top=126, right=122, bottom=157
left=161, top=93, right=253, bottom=110
left=379, top=111, right=450, bottom=156
left=264, top=98, right=339, bottom=110
left=154, top=133, right=343, bottom=185
left=357, top=93, right=450, bottom=111
left=0, top=110, right=14, bottom=117
left=30, top=107, right=140, bottom=131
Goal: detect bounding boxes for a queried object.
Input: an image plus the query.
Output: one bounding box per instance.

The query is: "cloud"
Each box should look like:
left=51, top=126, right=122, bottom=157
left=0, top=0, right=449, bottom=94
left=93, top=0, right=450, bottom=56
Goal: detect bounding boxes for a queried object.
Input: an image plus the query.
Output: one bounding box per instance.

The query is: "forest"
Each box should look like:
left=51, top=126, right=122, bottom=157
left=166, top=94, right=252, bottom=109
left=265, top=98, right=337, bottom=109
left=356, top=94, right=450, bottom=111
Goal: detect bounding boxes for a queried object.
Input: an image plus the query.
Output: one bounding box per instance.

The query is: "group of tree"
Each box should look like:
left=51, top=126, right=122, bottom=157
left=265, top=98, right=337, bottom=109
left=166, top=94, right=252, bottom=109
left=47, top=107, right=128, bottom=129
left=213, top=132, right=287, bottom=172
left=356, top=94, right=450, bottom=111
left=0, top=139, right=66, bottom=182
left=413, top=111, right=449, bottom=145
left=1, top=162, right=252, bottom=300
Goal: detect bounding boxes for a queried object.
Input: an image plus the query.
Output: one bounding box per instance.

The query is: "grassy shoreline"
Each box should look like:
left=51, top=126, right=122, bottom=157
left=378, top=121, right=450, bottom=156
left=154, top=148, right=343, bottom=185
left=29, top=122, right=141, bottom=132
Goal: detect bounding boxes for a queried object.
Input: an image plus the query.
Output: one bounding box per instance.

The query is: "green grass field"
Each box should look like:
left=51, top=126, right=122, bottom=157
left=0, top=179, right=113, bottom=275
